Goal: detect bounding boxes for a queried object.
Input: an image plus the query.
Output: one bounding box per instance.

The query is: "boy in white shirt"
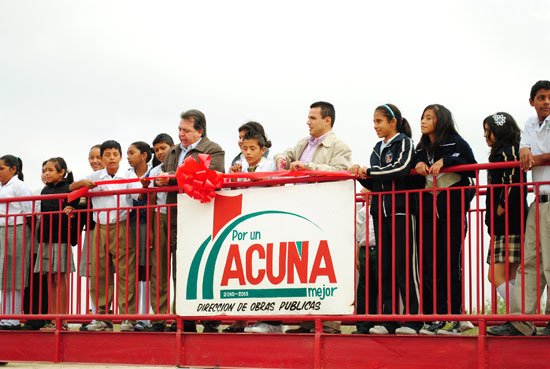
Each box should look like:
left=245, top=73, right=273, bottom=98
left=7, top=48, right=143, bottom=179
left=489, top=80, right=550, bottom=336
left=72, top=140, right=141, bottom=331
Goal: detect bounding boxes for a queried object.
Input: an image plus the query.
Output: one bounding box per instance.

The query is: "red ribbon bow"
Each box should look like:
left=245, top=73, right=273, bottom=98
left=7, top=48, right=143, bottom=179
left=176, top=154, right=224, bottom=203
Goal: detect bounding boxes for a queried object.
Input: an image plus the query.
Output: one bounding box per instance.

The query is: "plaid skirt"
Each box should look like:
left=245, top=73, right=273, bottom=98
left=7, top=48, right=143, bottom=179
left=486, top=234, right=522, bottom=264
left=0, top=224, right=31, bottom=290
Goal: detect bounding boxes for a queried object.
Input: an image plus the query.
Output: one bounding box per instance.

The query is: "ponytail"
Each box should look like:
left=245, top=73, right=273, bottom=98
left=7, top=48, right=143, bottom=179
left=398, top=117, right=412, bottom=138
left=16, top=157, right=24, bottom=181
left=131, top=141, right=153, bottom=163
left=375, top=104, right=412, bottom=138
left=66, top=170, right=74, bottom=184
left=46, top=157, right=73, bottom=184
left=0, top=155, right=24, bottom=181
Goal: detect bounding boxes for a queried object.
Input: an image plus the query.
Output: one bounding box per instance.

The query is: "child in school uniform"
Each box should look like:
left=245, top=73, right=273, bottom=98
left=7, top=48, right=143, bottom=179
left=413, top=104, right=477, bottom=336
left=139, top=133, right=174, bottom=332
left=35, top=157, right=79, bottom=330
left=71, top=140, right=141, bottom=332
left=127, top=141, right=153, bottom=332
left=21, top=161, right=49, bottom=330
left=350, top=104, right=422, bottom=335
left=0, top=155, right=32, bottom=330
left=226, top=126, right=279, bottom=333
left=77, top=144, right=115, bottom=331
left=489, top=80, right=550, bottom=336
left=482, top=112, right=527, bottom=306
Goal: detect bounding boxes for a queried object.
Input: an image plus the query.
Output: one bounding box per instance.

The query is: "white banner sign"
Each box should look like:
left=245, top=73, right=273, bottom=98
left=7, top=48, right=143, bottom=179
left=176, top=180, right=355, bottom=316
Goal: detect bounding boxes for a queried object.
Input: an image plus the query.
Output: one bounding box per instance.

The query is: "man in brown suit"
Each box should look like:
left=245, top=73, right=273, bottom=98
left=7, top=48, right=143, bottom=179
left=156, top=109, right=225, bottom=332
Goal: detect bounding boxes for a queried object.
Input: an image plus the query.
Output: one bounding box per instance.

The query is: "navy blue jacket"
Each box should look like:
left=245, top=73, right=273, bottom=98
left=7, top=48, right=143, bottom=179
left=485, top=146, right=528, bottom=235
left=359, top=133, right=417, bottom=218
left=413, top=134, right=477, bottom=219
left=39, top=180, right=80, bottom=245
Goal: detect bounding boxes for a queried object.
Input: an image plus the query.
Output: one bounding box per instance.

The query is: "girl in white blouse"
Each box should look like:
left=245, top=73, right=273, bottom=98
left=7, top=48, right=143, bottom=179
left=0, top=155, right=33, bottom=329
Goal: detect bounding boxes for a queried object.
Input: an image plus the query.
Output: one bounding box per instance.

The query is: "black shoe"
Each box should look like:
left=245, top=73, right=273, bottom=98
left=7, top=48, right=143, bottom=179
left=0, top=324, right=21, bottom=331
left=147, top=323, right=165, bottom=332
left=164, top=322, right=176, bottom=332
left=537, top=322, right=550, bottom=336
left=487, top=322, right=526, bottom=336
left=202, top=326, right=218, bottom=333
left=21, top=322, right=42, bottom=331
left=352, top=330, right=370, bottom=334
left=164, top=321, right=198, bottom=332
left=285, top=327, right=313, bottom=333
left=79, top=322, right=91, bottom=332
left=184, top=320, right=197, bottom=332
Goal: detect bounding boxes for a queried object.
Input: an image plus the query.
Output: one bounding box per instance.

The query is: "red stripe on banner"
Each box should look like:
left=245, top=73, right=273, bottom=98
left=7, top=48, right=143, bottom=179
left=212, top=194, right=243, bottom=239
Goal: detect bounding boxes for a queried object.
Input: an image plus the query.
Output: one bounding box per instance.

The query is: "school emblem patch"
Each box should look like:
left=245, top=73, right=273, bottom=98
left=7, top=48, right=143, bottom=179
left=385, top=151, right=393, bottom=163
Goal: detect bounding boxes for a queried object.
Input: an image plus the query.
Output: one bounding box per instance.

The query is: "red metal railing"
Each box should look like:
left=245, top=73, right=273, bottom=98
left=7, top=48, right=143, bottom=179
left=0, top=162, right=549, bottom=368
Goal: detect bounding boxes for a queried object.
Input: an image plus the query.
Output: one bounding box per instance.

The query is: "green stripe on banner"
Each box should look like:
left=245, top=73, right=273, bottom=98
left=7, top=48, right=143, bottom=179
left=220, top=288, right=307, bottom=299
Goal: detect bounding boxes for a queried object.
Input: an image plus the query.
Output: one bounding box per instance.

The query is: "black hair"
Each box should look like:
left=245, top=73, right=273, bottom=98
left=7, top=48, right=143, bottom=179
left=100, top=140, right=122, bottom=156
left=180, top=109, right=206, bottom=137
left=0, top=155, right=24, bottom=181
left=152, top=133, right=174, bottom=147
left=46, top=157, right=74, bottom=184
left=242, top=128, right=271, bottom=149
left=483, top=112, right=522, bottom=162
left=130, top=141, right=153, bottom=163
left=417, top=104, right=459, bottom=155
left=90, top=144, right=101, bottom=152
left=152, top=133, right=175, bottom=166
left=310, top=101, right=336, bottom=127
left=530, top=80, right=550, bottom=101
left=238, top=121, right=265, bottom=135
left=375, top=103, right=412, bottom=138
left=237, top=121, right=271, bottom=148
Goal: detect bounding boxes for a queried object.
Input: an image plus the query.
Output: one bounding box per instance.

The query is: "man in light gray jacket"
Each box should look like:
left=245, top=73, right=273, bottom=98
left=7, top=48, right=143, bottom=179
left=275, top=101, right=352, bottom=172
left=275, top=101, right=352, bottom=334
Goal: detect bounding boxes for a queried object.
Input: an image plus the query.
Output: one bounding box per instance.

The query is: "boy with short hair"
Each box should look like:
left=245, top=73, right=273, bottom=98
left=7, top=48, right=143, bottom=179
left=72, top=140, right=141, bottom=331
left=489, top=80, right=550, bottom=336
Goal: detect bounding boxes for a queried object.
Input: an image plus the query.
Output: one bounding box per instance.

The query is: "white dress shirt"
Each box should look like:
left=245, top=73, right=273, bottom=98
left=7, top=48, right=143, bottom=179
left=240, top=157, right=277, bottom=173
left=148, top=164, right=168, bottom=214
left=86, top=167, right=140, bottom=224
left=520, top=115, right=550, bottom=195
left=178, top=138, right=202, bottom=166
left=0, top=176, right=33, bottom=226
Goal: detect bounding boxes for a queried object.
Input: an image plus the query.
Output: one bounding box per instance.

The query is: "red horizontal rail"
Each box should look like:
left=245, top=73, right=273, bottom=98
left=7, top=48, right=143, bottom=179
left=0, top=161, right=549, bottom=368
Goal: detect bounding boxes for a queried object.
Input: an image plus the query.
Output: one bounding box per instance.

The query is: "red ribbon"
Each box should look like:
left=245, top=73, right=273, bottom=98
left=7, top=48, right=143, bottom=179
left=67, top=154, right=355, bottom=203
left=176, top=154, right=224, bottom=203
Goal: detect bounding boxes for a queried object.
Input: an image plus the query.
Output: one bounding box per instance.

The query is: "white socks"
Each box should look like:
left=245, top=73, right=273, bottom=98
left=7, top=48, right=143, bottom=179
left=496, top=281, right=515, bottom=302
left=0, top=290, right=21, bottom=325
left=137, top=281, right=150, bottom=324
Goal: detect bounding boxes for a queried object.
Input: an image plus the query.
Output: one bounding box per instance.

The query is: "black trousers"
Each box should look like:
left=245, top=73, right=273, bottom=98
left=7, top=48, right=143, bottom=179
left=374, top=215, right=421, bottom=332
left=23, top=253, right=48, bottom=328
left=420, top=216, right=465, bottom=315
left=356, top=245, right=378, bottom=331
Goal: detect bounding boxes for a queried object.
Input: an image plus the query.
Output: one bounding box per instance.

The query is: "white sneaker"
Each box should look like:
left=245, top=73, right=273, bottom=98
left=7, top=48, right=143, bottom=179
left=460, top=321, right=475, bottom=332
left=244, top=322, right=283, bottom=333
left=86, top=320, right=113, bottom=332
left=369, top=325, right=389, bottom=335
left=395, top=326, right=418, bottom=335
left=120, top=320, right=134, bottom=332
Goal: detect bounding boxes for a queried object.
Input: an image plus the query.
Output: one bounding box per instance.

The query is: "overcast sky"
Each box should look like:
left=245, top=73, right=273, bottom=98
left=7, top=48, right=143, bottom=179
left=1, top=0, right=549, bottom=190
